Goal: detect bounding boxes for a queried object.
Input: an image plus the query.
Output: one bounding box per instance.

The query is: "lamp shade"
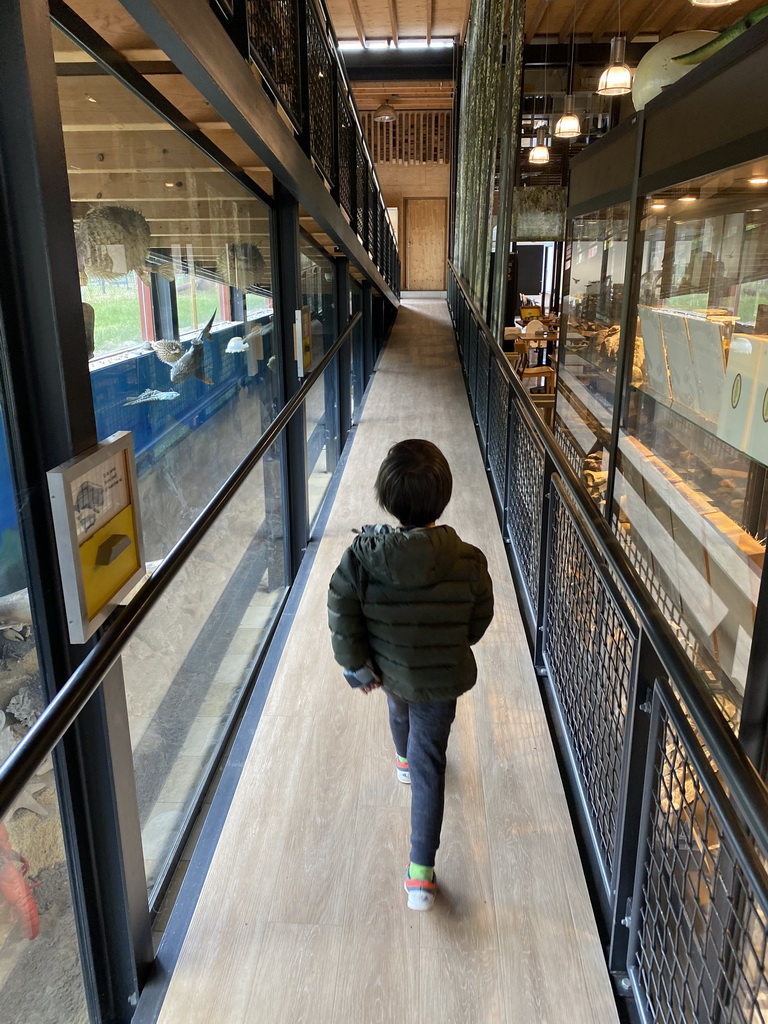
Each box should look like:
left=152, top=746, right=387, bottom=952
left=555, top=95, right=581, bottom=139
left=373, top=100, right=397, bottom=122
left=597, top=37, right=632, bottom=96
left=528, top=126, right=550, bottom=165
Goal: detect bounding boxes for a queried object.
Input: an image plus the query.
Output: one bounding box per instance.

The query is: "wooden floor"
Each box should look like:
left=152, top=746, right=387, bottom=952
left=153, top=299, right=619, bottom=1024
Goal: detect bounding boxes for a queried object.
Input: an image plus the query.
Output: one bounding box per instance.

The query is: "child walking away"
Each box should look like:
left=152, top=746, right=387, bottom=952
left=328, top=439, right=494, bottom=911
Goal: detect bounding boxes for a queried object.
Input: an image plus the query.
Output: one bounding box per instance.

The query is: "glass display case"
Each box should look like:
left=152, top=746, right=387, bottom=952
left=614, top=161, right=768, bottom=725
left=555, top=203, right=630, bottom=504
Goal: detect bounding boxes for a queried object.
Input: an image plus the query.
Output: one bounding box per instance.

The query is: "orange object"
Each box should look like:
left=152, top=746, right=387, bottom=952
left=0, top=822, right=40, bottom=940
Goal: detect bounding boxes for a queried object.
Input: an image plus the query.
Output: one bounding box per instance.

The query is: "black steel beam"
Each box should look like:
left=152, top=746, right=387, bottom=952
left=120, top=0, right=398, bottom=306
left=336, top=257, right=352, bottom=449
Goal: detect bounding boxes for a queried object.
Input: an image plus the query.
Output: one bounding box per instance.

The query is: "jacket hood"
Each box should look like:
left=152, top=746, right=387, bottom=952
left=352, top=525, right=461, bottom=587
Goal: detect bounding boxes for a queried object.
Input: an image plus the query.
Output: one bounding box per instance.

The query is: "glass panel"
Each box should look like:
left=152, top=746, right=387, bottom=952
left=555, top=203, right=630, bottom=506
left=299, top=234, right=337, bottom=376
left=306, top=362, right=339, bottom=527
left=123, top=440, right=287, bottom=889
left=614, top=160, right=768, bottom=728
left=0, top=386, right=88, bottom=1018
left=0, top=756, right=88, bottom=1024
left=54, top=28, right=277, bottom=562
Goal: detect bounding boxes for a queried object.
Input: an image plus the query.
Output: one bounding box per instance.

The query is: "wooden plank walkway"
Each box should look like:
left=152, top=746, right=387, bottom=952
left=153, top=299, right=619, bottom=1024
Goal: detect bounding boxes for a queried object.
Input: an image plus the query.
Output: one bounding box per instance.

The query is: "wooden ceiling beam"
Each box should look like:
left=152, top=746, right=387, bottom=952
left=387, top=0, right=399, bottom=46
left=623, top=0, right=668, bottom=43
left=426, top=0, right=433, bottom=45
left=592, top=5, right=621, bottom=43
left=656, top=4, right=709, bottom=38
left=558, top=0, right=590, bottom=43
left=526, top=1, right=550, bottom=44
left=348, top=0, right=367, bottom=47
left=700, top=0, right=756, bottom=30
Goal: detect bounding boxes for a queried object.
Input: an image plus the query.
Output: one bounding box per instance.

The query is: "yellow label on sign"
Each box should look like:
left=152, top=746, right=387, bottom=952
left=79, top=505, right=139, bottom=619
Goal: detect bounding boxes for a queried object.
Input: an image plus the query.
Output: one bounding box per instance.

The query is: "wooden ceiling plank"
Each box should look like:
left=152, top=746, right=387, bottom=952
left=656, top=4, right=710, bottom=38
left=348, top=0, right=368, bottom=46
left=700, top=0, right=756, bottom=30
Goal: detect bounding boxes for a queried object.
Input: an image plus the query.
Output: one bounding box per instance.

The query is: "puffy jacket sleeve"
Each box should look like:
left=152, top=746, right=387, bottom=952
left=328, top=547, right=370, bottom=669
left=468, top=549, right=494, bottom=645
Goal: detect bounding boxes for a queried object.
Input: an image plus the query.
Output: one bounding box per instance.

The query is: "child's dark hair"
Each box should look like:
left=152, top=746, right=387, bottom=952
left=375, top=439, right=452, bottom=527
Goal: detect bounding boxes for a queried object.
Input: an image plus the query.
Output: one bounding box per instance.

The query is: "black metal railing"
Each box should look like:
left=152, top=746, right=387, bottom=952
left=448, top=262, right=768, bottom=1020
left=0, top=312, right=362, bottom=822
left=214, top=0, right=399, bottom=294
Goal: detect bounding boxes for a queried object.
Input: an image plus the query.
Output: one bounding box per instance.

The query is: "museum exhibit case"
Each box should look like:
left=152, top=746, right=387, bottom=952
left=555, top=25, right=768, bottom=738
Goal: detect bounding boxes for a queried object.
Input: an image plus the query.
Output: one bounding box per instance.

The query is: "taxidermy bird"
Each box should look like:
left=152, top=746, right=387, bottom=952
left=152, top=339, right=185, bottom=365
left=170, top=309, right=216, bottom=386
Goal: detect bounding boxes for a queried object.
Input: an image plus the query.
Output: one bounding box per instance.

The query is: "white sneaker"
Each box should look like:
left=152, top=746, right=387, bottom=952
left=404, top=868, right=437, bottom=911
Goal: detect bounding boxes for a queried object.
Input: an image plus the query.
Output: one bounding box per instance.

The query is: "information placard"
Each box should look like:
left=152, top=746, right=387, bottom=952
left=47, top=431, right=145, bottom=643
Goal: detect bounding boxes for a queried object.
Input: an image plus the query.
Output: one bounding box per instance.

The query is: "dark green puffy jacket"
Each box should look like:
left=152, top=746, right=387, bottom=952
left=327, top=525, right=494, bottom=702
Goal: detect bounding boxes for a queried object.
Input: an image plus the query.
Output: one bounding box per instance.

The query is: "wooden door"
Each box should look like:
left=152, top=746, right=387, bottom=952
left=405, top=198, right=447, bottom=290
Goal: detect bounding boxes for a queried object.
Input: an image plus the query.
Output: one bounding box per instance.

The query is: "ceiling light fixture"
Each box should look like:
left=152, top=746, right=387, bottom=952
left=556, top=16, right=581, bottom=140
left=555, top=95, right=581, bottom=139
left=529, top=125, right=550, bottom=165
left=373, top=98, right=397, bottom=122
left=597, top=36, right=632, bottom=96
left=749, top=176, right=768, bottom=185
left=688, top=0, right=738, bottom=7
left=650, top=200, right=667, bottom=210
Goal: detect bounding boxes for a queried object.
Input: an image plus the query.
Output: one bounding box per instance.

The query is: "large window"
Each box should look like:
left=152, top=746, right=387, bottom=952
left=53, top=28, right=288, bottom=901
left=614, top=162, right=768, bottom=725
left=555, top=204, right=630, bottom=506
left=300, top=236, right=338, bottom=526
left=0, top=384, right=88, bottom=1022
left=55, top=29, right=277, bottom=563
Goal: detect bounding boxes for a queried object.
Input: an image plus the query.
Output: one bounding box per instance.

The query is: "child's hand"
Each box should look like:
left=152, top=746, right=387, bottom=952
left=358, top=678, right=382, bottom=695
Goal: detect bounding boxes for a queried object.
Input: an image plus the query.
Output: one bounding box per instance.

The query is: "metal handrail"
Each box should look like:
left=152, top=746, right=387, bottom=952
left=447, top=260, right=768, bottom=853
left=0, top=311, right=361, bottom=819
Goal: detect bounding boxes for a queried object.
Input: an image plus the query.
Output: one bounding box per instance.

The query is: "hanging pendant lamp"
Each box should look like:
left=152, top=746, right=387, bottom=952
left=597, top=36, right=632, bottom=96
left=529, top=125, right=550, bottom=165
left=555, top=95, right=581, bottom=138
left=373, top=98, right=397, bottom=122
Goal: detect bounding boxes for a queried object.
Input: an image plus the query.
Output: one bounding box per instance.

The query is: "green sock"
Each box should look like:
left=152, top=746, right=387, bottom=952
left=409, top=862, right=434, bottom=881
left=396, top=753, right=408, bottom=766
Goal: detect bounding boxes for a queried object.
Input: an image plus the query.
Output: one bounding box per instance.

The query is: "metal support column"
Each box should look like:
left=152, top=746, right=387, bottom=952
left=273, top=180, right=308, bottom=579
left=0, top=1, right=151, bottom=1019
left=362, top=281, right=374, bottom=384
left=335, top=258, right=352, bottom=448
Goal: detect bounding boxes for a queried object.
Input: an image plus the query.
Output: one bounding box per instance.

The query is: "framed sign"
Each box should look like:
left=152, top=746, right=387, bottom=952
left=47, top=431, right=145, bottom=643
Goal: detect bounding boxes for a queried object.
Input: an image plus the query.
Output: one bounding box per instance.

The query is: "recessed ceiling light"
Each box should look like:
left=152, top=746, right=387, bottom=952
left=679, top=195, right=698, bottom=202
left=650, top=201, right=667, bottom=210
left=749, top=177, right=768, bottom=185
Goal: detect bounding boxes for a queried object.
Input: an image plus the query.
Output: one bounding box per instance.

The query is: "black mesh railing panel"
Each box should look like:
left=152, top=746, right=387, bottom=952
left=506, top=407, right=545, bottom=604
left=246, top=0, right=301, bottom=127
left=368, top=171, right=377, bottom=255
left=306, top=4, right=335, bottom=186
left=355, top=142, right=368, bottom=245
left=488, top=358, right=508, bottom=503
left=336, top=86, right=354, bottom=219
left=476, top=332, right=489, bottom=444
left=554, top=418, right=583, bottom=477
left=543, top=484, right=635, bottom=883
left=468, top=318, right=478, bottom=399
left=635, top=692, right=768, bottom=1024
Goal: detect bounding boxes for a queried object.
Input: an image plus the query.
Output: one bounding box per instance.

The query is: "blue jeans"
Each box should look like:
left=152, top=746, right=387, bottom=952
left=385, top=690, right=457, bottom=868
